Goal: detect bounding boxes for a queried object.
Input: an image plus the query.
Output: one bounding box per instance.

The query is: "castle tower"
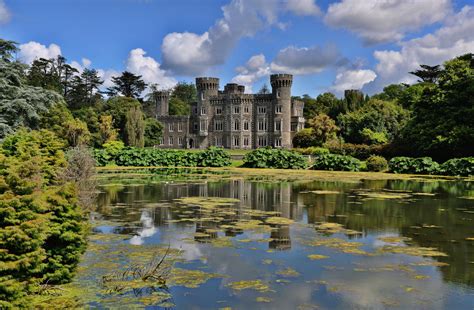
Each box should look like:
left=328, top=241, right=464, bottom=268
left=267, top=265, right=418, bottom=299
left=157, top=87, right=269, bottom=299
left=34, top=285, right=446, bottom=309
left=155, top=90, right=169, bottom=116
left=196, top=77, right=219, bottom=99
left=271, top=74, right=293, bottom=148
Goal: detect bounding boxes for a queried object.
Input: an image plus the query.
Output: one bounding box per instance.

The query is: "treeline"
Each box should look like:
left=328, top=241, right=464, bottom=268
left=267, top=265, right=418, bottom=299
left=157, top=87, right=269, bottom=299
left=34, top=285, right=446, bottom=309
left=0, top=39, right=197, bottom=150
left=293, top=55, right=474, bottom=161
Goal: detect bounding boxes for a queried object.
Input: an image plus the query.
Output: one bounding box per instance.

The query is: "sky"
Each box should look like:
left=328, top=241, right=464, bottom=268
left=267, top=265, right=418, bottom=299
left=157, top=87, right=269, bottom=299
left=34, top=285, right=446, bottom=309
left=0, top=0, right=473, bottom=97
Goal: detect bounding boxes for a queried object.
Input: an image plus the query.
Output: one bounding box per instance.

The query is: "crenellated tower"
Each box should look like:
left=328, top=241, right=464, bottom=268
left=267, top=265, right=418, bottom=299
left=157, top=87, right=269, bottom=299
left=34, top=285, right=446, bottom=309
left=155, top=90, right=169, bottom=116
left=196, top=77, right=219, bottom=100
left=271, top=74, right=293, bottom=148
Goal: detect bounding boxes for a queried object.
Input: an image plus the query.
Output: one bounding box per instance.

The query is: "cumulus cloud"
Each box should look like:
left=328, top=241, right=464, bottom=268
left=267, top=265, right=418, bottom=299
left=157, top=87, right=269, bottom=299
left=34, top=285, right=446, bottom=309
left=331, top=69, right=377, bottom=93
left=270, top=44, right=343, bottom=74
left=325, top=0, right=451, bottom=44
left=126, top=48, right=176, bottom=89
left=70, top=58, right=92, bottom=73
left=231, top=54, right=271, bottom=92
left=18, top=41, right=62, bottom=64
left=0, top=0, right=10, bottom=24
left=366, top=5, right=474, bottom=92
left=286, top=0, right=321, bottom=16
left=162, top=0, right=282, bottom=75
left=97, top=68, right=120, bottom=89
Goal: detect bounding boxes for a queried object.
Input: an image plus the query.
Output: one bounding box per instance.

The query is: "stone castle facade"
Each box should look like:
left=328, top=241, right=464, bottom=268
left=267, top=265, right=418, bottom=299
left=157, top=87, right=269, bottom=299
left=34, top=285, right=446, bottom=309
left=154, top=74, right=305, bottom=149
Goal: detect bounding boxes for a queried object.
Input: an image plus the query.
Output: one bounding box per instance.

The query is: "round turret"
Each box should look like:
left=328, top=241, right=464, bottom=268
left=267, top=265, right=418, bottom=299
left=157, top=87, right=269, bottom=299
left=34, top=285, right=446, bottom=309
left=270, top=74, right=293, bottom=89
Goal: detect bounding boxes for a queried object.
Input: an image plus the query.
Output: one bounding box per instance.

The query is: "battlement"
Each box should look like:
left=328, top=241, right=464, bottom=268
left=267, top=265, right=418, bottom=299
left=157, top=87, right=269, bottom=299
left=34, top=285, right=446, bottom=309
left=224, top=83, right=245, bottom=94
left=155, top=90, right=169, bottom=100
left=196, top=77, right=219, bottom=91
left=270, top=74, right=293, bottom=88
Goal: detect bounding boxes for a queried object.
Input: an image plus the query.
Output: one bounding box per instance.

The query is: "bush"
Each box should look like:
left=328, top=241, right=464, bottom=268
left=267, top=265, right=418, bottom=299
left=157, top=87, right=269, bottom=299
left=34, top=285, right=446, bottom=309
left=389, top=157, right=440, bottom=175
left=294, top=147, right=330, bottom=156
left=311, top=154, right=361, bottom=171
left=326, top=142, right=388, bottom=160
left=95, top=147, right=231, bottom=168
left=243, top=147, right=307, bottom=169
left=366, top=155, right=388, bottom=172
left=439, top=157, right=474, bottom=176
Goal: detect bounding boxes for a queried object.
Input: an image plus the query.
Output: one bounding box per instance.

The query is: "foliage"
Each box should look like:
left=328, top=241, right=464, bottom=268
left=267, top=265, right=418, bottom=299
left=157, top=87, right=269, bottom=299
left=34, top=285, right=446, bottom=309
left=338, top=99, right=410, bottom=144
left=95, top=147, right=231, bottom=168
left=144, top=118, right=163, bottom=147
left=64, top=118, right=91, bottom=146
left=98, top=114, right=118, bottom=144
left=104, top=96, right=141, bottom=142
left=361, top=128, right=388, bottom=145
left=168, top=82, right=197, bottom=116
left=0, top=57, right=62, bottom=139
left=294, top=147, right=330, bottom=156
left=243, top=147, right=307, bottom=169
left=125, top=106, right=145, bottom=147
left=366, top=155, right=388, bottom=172
left=307, top=113, right=339, bottom=146
left=292, top=128, right=316, bottom=148
left=325, top=142, right=389, bottom=160
left=311, top=154, right=361, bottom=172
left=388, top=157, right=440, bottom=175
left=439, top=157, right=474, bottom=177
left=399, top=54, right=474, bottom=159
left=0, top=129, right=86, bottom=308
left=94, top=140, right=125, bottom=166
left=106, top=71, right=146, bottom=99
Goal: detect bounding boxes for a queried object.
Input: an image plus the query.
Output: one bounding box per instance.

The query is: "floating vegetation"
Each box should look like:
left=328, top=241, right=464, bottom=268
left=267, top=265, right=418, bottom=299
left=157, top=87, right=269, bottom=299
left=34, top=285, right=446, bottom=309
left=308, top=190, right=340, bottom=195
left=314, top=222, right=362, bottom=236
left=304, top=237, right=369, bottom=256
left=226, top=280, right=271, bottom=292
left=307, top=254, right=329, bottom=260
left=256, top=297, right=272, bottom=303
left=262, top=259, right=273, bottom=265
left=355, top=190, right=412, bottom=200
left=168, top=268, right=225, bottom=288
left=276, top=267, right=300, bottom=277
left=466, top=237, right=474, bottom=241
left=378, top=236, right=412, bottom=244
left=265, top=216, right=294, bottom=226
left=377, top=246, right=447, bottom=257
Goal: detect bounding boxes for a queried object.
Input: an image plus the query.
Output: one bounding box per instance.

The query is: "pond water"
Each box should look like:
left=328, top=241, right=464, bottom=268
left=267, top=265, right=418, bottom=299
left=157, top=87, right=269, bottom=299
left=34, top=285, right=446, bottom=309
left=77, top=169, right=474, bottom=309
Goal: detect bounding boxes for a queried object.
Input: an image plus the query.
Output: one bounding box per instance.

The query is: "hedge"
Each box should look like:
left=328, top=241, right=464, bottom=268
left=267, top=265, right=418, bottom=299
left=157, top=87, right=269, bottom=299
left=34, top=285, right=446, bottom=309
left=311, top=154, right=361, bottom=171
left=243, top=147, right=307, bottom=169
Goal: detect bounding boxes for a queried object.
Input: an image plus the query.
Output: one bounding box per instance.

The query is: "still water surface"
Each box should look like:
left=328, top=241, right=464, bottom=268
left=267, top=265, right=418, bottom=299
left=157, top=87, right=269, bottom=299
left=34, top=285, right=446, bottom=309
left=80, top=169, right=474, bottom=309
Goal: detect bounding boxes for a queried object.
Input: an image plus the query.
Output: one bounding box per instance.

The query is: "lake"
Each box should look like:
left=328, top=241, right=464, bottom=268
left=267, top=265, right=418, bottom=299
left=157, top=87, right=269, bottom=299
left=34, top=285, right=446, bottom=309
left=74, top=168, right=474, bottom=309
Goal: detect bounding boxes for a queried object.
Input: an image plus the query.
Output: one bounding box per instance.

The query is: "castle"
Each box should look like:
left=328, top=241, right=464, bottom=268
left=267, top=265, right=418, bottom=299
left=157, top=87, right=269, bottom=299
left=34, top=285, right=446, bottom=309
left=154, top=74, right=305, bottom=149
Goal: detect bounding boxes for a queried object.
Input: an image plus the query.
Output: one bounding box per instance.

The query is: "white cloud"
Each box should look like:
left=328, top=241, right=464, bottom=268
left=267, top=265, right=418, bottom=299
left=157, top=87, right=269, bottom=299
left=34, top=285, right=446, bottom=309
left=231, top=54, right=271, bottom=93
left=70, top=58, right=92, bottom=73
left=325, top=0, right=451, bottom=44
left=18, top=41, right=62, bottom=64
left=0, top=0, right=10, bottom=24
left=366, top=5, right=474, bottom=92
left=126, top=48, right=176, bottom=89
left=270, top=44, right=342, bottom=74
left=286, top=0, right=321, bottom=16
left=331, top=69, right=377, bottom=93
left=97, top=68, right=120, bottom=89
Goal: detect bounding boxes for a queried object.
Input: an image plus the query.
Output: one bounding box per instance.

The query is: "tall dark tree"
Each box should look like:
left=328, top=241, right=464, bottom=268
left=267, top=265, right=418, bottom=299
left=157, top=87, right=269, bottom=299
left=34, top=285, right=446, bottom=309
left=0, top=39, right=18, bottom=61
left=409, top=64, right=442, bottom=83
left=106, top=71, right=146, bottom=98
left=169, top=81, right=197, bottom=115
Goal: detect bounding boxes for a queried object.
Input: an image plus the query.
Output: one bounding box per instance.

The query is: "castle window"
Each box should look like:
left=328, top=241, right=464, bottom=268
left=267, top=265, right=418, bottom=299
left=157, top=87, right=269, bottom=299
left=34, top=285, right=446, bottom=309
left=243, top=120, right=249, bottom=131
left=215, top=106, right=222, bottom=115
left=291, top=123, right=297, bottom=131
left=275, top=119, right=282, bottom=131
left=178, top=122, right=183, bottom=132
left=275, top=137, right=282, bottom=147
left=214, top=136, right=223, bottom=146
left=168, top=123, right=174, bottom=132
left=258, top=119, right=267, bottom=131
left=233, top=136, right=240, bottom=147
left=200, top=92, right=204, bottom=100
left=214, top=120, right=223, bottom=131
left=276, top=105, right=282, bottom=113
left=277, top=91, right=281, bottom=98
left=243, top=136, right=249, bottom=146
left=244, top=105, right=249, bottom=113
left=194, top=122, right=198, bottom=131
left=200, top=120, right=207, bottom=131
left=233, top=106, right=240, bottom=114
left=258, top=136, right=267, bottom=147
left=193, top=107, right=198, bottom=114
left=258, top=106, right=266, bottom=114
left=178, top=137, right=183, bottom=145
left=168, top=136, right=174, bottom=145
left=200, top=107, right=206, bottom=115
left=234, top=120, right=240, bottom=131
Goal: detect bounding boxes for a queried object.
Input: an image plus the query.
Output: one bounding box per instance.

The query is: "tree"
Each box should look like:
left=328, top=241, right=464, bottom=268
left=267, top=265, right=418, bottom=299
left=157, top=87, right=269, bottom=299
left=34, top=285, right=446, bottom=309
left=307, top=113, right=339, bottom=146
left=410, top=64, right=442, bottom=83
left=98, top=115, right=118, bottom=144
left=106, top=71, right=146, bottom=99
left=125, top=106, right=145, bottom=147
left=144, top=118, right=163, bottom=146
left=104, top=96, right=141, bottom=142
left=338, top=99, right=410, bottom=144
left=0, top=53, right=62, bottom=139
left=64, top=118, right=91, bottom=146
left=400, top=54, right=474, bottom=159
left=0, top=39, right=18, bottom=61
left=169, top=82, right=197, bottom=116
left=68, top=68, right=103, bottom=108
left=292, top=128, right=317, bottom=148
left=372, top=84, right=408, bottom=102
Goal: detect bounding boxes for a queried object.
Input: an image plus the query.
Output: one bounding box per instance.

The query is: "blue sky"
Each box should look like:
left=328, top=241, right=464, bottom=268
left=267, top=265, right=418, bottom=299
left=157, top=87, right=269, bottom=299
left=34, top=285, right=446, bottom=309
left=1, top=0, right=473, bottom=96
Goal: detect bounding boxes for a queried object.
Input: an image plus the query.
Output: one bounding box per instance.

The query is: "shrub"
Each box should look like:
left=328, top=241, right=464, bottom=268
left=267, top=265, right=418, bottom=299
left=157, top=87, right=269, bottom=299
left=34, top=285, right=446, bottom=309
left=294, top=147, right=330, bottom=156
left=326, top=142, right=388, bottom=160
left=243, top=147, right=307, bottom=169
left=311, top=154, right=361, bottom=171
left=439, top=157, right=474, bottom=176
left=196, top=147, right=231, bottom=167
left=389, top=157, right=440, bottom=174
left=366, top=155, right=388, bottom=172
